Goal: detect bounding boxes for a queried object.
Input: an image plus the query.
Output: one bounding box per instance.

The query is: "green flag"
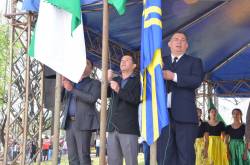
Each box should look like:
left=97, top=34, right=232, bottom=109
left=108, top=0, right=127, bottom=15
left=208, top=97, right=225, bottom=124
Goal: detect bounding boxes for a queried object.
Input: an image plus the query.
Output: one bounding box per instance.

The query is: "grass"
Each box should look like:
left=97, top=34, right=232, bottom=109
left=40, top=153, right=145, bottom=165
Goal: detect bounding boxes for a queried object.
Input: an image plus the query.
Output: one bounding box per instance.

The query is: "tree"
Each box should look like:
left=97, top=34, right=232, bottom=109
left=0, top=25, right=8, bottom=105
left=0, top=24, right=9, bottom=147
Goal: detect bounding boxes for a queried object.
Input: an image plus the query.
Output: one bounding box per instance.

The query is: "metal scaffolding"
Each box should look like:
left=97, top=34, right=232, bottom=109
left=209, top=79, right=250, bottom=97
left=3, top=0, right=45, bottom=164
left=196, top=81, right=220, bottom=121
left=84, top=27, right=134, bottom=67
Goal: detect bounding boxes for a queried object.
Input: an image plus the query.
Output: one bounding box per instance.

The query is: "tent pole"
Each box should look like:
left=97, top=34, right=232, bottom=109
left=99, top=0, right=109, bottom=164
left=150, top=142, right=157, bottom=165
left=20, top=12, right=32, bottom=165
left=203, top=82, right=206, bottom=120
left=51, top=73, right=62, bottom=165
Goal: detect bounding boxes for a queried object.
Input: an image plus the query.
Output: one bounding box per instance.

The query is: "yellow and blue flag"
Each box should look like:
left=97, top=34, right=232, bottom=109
left=140, top=0, right=169, bottom=145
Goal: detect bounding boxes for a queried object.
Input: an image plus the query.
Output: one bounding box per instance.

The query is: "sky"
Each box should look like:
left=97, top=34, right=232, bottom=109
left=218, top=98, right=250, bottom=124
left=197, top=96, right=250, bottom=125
left=0, top=0, right=22, bottom=23
left=0, top=0, right=7, bottom=24
left=0, top=0, right=6, bottom=13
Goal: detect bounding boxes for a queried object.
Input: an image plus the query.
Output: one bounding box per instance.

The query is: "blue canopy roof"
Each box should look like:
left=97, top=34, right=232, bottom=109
left=22, top=0, right=250, bottom=97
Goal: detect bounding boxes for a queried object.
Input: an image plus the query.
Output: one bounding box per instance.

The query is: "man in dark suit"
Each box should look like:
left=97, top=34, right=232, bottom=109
left=157, top=32, right=204, bottom=165
left=61, top=59, right=101, bottom=165
left=106, top=54, right=141, bottom=165
left=245, top=102, right=250, bottom=150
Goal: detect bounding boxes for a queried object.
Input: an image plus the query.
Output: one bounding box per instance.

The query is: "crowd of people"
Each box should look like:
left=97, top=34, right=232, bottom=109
left=60, top=31, right=250, bottom=165
left=6, top=140, right=37, bottom=163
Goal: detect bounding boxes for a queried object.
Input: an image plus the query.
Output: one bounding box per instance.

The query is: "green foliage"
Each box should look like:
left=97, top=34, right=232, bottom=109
left=0, top=25, right=9, bottom=107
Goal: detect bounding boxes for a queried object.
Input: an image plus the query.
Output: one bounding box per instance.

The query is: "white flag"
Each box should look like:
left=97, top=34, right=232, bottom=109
left=29, top=0, right=86, bottom=83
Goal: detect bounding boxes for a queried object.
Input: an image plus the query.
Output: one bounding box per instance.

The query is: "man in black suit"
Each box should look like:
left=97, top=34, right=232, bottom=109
left=157, top=32, right=204, bottom=165
left=106, top=54, right=140, bottom=165
left=245, top=102, right=250, bottom=150
left=61, top=59, right=101, bottom=165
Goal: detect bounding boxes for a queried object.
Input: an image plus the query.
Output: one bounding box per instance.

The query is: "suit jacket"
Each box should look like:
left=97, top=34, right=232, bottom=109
left=163, top=54, right=204, bottom=124
left=245, top=102, right=250, bottom=143
left=107, top=74, right=141, bottom=136
left=61, top=77, right=101, bottom=131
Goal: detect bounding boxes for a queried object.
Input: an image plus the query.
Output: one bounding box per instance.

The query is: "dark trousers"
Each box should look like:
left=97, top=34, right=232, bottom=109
left=96, top=146, right=99, bottom=157
left=66, top=120, right=92, bottom=165
left=157, top=118, right=198, bottom=165
left=107, top=131, right=138, bottom=165
left=143, top=142, right=150, bottom=165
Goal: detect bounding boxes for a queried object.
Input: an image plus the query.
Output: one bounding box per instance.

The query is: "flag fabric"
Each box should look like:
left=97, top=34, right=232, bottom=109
left=140, top=0, right=169, bottom=145
left=108, top=0, right=127, bottom=15
left=22, top=0, right=40, bottom=12
left=29, top=0, right=86, bottom=83
left=80, top=0, right=101, bottom=5
left=208, top=97, right=225, bottom=124
left=22, top=0, right=101, bottom=12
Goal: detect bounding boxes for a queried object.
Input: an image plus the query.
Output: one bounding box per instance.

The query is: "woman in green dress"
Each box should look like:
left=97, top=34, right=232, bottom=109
left=225, top=108, right=250, bottom=165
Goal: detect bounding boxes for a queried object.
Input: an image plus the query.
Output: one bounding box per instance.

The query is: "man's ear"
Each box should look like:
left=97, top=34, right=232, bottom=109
left=168, top=41, right=171, bottom=48
left=185, top=42, right=189, bottom=49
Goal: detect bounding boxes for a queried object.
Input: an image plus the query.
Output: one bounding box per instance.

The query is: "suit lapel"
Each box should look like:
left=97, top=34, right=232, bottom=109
left=174, top=54, right=187, bottom=70
left=123, top=77, right=134, bottom=90
left=163, top=55, right=172, bottom=70
left=115, top=74, right=136, bottom=90
left=167, top=55, right=172, bottom=66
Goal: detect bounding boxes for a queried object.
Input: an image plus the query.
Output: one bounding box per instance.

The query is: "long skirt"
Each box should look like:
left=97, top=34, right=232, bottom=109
left=194, top=137, right=209, bottom=165
left=208, top=136, right=229, bottom=165
left=228, top=139, right=250, bottom=165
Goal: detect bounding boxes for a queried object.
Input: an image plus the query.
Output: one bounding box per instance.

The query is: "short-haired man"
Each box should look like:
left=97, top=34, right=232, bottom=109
left=107, top=54, right=141, bottom=165
left=157, top=32, right=204, bottom=165
left=61, top=59, right=101, bottom=165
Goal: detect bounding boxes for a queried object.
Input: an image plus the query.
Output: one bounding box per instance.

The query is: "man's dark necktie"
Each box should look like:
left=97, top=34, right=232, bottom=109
left=171, top=57, right=178, bottom=71
left=168, top=57, right=178, bottom=93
